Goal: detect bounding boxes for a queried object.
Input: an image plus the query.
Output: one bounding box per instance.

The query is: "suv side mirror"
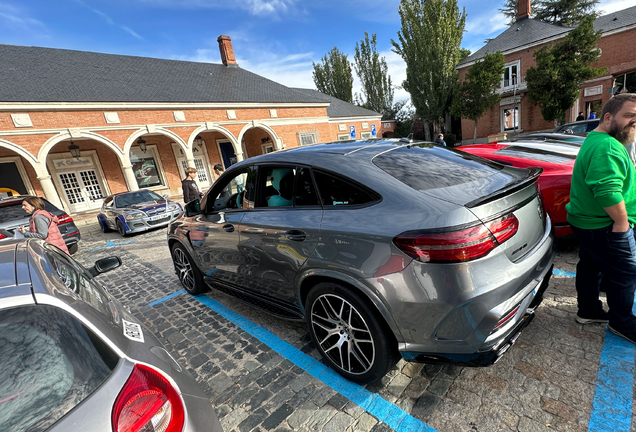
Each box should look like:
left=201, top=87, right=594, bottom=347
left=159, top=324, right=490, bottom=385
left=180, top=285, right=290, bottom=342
left=185, top=199, right=201, bottom=217
left=89, top=256, right=122, bottom=277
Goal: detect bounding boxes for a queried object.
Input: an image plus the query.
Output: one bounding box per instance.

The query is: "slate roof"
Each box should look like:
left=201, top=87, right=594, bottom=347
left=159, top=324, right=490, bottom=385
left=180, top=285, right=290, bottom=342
left=0, top=44, right=327, bottom=104
left=457, top=5, right=636, bottom=68
left=291, top=88, right=381, bottom=118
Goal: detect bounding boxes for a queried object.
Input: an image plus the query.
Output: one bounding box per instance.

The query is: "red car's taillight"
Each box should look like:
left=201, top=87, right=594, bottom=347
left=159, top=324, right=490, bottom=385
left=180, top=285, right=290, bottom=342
left=57, top=213, right=73, bottom=225
left=112, top=364, right=184, bottom=432
left=393, top=214, right=519, bottom=263
left=0, top=232, right=6, bottom=240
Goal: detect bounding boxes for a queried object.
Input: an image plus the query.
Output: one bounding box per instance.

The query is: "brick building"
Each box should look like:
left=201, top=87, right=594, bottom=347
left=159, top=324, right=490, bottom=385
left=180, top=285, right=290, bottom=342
left=456, top=1, right=636, bottom=143
left=0, top=36, right=392, bottom=214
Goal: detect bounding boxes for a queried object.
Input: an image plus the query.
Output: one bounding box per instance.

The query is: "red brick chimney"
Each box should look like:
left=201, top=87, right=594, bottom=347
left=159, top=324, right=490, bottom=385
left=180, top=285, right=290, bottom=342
left=217, top=35, right=238, bottom=67
left=516, top=0, right=531, bottom=21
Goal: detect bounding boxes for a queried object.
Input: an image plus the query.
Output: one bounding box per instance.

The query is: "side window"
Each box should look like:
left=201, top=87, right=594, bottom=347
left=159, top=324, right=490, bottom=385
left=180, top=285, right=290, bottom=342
left=295, top=167, right=320, bottom=206
left=208, top=166, right=257, bottom=213
left=103, top=197, right=113, bottom=207
left=313, top=171, right=379, bottom=207
left=256, top=166, right=296, bottom=208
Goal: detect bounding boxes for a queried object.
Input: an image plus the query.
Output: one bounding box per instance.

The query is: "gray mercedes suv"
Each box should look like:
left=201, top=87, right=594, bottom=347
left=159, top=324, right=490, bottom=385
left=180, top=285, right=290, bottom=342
left=168, top=139, right=555, bottom=384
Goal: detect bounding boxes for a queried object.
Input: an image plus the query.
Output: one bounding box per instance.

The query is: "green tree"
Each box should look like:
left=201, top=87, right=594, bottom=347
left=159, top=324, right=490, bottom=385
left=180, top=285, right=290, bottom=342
left=526, top=15, right=605, bottom=126
left=459, top=48, right=471, bottom=62
left=312, top=47, right=354, bottom=103
left=391, top=0, right=466, bottom=138
left=353, top=32, right=394, bottom=119
left=534, top=0, right=599, bottom=26
left=500, top=0, right=600, bottom=26
left=451, top=51, right=505, bottom=142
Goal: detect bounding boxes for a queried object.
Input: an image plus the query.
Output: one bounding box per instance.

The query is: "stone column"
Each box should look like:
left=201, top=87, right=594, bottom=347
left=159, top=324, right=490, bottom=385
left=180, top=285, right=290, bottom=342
left=122, top=165, right=140, bottom=192
left=38, top=174, right=64, bottom=209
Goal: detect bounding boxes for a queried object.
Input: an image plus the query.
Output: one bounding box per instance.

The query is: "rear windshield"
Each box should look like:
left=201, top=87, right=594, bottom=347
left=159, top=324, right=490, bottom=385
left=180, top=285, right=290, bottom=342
left=372, top=144, right=503, bottom=191
left=494, top=145, right=576, bottom=164
left=0, top=305, right=118, bottom=432
left=0, top=200, right=59, bottom=224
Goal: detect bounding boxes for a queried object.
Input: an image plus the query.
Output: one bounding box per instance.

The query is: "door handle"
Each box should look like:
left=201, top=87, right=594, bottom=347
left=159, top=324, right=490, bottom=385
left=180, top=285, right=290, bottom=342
left=243, top=228, right=264, bottom=234
left=223, top=224, right=235, bottom=233
left=285, top=230, right=306, bottom=241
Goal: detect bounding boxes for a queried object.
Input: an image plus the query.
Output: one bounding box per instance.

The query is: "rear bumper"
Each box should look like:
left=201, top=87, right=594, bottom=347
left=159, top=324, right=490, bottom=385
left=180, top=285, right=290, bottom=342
left=400, top=263, right=553, bottom=367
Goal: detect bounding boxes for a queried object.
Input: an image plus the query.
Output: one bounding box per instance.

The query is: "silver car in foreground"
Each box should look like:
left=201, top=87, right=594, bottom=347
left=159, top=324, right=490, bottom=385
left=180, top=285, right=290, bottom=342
left=97, top=190, right=183, bottom=237
left=0, top=238, right=222, bottom=432
left=168, top=139, right=555, bottom=384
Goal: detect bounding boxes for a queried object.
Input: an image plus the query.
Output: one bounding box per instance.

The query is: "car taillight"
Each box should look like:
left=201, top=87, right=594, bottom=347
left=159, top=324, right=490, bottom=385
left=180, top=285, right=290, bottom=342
left=57, top=214, right=73, bottom=225
left=393, top=214, right=519, bottom=263
left=0, top=232, right=6, bottom=240
left=112, top=364, right=184, bottom=432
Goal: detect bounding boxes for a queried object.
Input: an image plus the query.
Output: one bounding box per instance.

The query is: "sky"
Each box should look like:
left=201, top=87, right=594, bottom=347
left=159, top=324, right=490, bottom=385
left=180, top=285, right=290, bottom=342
left=1, top=0, right=633, bottom=102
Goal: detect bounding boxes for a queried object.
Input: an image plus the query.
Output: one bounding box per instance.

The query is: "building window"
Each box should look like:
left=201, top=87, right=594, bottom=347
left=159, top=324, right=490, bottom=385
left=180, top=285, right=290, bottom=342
left=501, top=106, right=520, bottom=132
left=262, top=144, right=274, bottom=154
left=298, top=131, right=318, bottom=146
left=130, top=147, right=163, bottom=188
left=501, top=61, right=520, bottom=90
left=615, top=71, right=636, bottom=93
left=361, top=132, right=372, bottom=139
left=338, top=134, right=351, bottom=141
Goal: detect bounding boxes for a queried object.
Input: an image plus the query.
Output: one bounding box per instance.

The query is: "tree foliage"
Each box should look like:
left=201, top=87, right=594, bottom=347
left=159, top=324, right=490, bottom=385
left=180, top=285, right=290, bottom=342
left=534, top=0, right=599, bottom=26
left=312, top=47, right=354, bottom=103
left=500, top=0, right=600, bottom=26
left=353, top=32, right=395, bottom=119
left=451, top=51, right=505, bottom=142
left=526, top=15, right=605, bottom=125
left=391, top=0, right=466, bottom=136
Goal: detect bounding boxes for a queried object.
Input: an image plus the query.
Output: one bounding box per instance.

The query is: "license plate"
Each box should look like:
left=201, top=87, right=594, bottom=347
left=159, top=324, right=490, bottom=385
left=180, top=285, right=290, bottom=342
left=149, top=214, right=169, bottom=221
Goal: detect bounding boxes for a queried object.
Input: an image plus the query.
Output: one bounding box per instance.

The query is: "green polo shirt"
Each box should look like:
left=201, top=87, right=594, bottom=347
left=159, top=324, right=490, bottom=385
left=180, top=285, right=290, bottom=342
left=566, top=131, right=636, bottom=229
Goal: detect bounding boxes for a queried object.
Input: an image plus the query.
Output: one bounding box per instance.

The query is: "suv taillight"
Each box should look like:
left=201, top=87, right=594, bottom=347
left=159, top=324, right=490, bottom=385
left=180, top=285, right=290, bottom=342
left=112, top=364, right=184, bottom=432
left=0, top=232, right=6, bottom=240
left=393, top=214, right=519, bottom=263
left=57, top=214, right=73, bottom=225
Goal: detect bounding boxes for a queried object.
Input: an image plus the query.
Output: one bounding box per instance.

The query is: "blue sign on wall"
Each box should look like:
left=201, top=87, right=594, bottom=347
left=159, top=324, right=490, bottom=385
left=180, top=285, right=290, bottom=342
left=371, top=124, right=376, bottom=136
left=350, top=125, right=356, bottom=138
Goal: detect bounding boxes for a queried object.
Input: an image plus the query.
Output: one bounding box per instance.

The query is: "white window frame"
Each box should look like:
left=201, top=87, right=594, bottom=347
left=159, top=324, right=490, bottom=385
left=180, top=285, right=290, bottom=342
left=338, top=134, right=351, bottom=141
left=0, top=156, right=35, bottom=195
left=501, top=105, right=521, bottom=132
left=261, top=143, right=275, bottom=154
left=360, top=132, right=372, bottom=139
left=298, top=131, right=318, bottom=146
left=130, top=144, right=169, bottom=191
left=501, top=60, right=520, bottom=90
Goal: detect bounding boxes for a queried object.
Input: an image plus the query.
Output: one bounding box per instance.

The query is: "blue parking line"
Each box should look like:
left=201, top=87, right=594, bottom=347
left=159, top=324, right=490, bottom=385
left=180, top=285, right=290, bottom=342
left=90, top=239, right=134, bottom=252
left=149, top=289, right=185, bottom=307
left=553, top=269, right=576, bottom=278
left=148, top=289, right=435, bottom=431
left=191, top=294, right=436, bottom=432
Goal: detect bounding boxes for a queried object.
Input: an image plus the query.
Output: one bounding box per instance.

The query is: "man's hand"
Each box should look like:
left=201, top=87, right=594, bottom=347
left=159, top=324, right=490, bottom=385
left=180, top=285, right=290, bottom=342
left=604, top=201, right=631, bottom=232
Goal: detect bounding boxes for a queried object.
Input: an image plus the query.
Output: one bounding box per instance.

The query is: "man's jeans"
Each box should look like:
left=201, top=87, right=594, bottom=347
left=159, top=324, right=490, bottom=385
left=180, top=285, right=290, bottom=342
left=571, top=225, right=636, bottom=332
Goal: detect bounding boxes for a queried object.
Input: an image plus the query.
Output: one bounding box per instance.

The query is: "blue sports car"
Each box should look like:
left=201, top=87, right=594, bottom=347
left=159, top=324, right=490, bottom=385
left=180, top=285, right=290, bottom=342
left=97, top=190, right=183, bottom=236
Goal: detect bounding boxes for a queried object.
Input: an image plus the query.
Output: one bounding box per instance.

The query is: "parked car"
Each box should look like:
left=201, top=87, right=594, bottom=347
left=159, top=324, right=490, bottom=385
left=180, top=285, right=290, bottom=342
left=554, top=119, right=599, bottom=136
left=458, top=139, right=580, bottom=238
left=0, top=195, right=81, bottom=253
left=98, top=190, right=183, bottom=237
left=0, top=238, right=222, bottom=432
left=510, top=132, right=585, bottom=145
left=167, top=139, right=555, bottom=384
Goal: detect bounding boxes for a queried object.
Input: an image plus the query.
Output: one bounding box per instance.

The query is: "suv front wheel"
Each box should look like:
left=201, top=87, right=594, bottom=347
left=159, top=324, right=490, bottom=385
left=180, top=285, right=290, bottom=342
left=305, top=282, right=399, bottom=384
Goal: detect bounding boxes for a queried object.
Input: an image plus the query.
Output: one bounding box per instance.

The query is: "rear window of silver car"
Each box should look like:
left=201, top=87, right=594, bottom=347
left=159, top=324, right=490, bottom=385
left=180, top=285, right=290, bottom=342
left=372, top=144, right=504, bottom=191
left=0, top=200, right=59, bottom=224
left=0, top=305, right=118, bottom=432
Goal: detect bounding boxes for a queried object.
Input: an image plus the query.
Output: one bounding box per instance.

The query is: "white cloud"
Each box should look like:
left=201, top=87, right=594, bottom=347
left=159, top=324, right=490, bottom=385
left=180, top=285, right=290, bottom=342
left=0, top=2, right=46, bottom=30
left=73, top=0, right=145, bottom=40
left=596, top=0, right=635, bottom=15
left=137, top=0, right=296, bottom=17
left=465, top=9, right=508, bottom=36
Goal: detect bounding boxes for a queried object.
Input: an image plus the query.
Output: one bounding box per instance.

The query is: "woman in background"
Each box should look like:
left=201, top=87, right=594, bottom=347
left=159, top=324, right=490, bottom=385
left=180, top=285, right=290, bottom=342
left=18, top=196, right=69, bottom=255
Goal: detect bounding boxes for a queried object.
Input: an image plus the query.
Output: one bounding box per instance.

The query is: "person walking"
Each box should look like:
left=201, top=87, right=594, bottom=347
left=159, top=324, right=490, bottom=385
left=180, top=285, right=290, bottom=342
left=576, top=112, right=585, bottom=121
left=18, top=196, right=69, bottom=255
left=566, top=93, right=636, bottom=343
left=182, top=167, right=202, bottom=204
left=435, top=133, right=446, bottom=147
left=588, top=110, right=597, bottom=119
left=213, top=163, right=224, bottom=182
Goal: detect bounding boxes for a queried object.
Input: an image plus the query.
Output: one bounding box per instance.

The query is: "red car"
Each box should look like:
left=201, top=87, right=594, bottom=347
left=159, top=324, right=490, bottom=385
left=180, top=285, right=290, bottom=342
left=458, top=140, right=579, bottom=238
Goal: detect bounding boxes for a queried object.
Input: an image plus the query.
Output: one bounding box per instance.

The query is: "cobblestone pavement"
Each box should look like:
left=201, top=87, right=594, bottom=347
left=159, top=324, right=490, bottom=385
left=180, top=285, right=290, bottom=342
left=72, top=223, right=636, bottom=432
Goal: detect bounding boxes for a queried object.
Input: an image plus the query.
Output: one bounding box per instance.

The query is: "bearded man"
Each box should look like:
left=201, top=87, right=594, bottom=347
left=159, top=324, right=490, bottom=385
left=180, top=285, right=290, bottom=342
left=566, top=93, right=636, bottom=343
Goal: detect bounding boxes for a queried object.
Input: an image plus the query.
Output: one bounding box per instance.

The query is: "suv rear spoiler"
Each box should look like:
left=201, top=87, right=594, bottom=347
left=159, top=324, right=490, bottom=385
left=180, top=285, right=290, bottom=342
left=464, top=167, right=543, bottom=208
